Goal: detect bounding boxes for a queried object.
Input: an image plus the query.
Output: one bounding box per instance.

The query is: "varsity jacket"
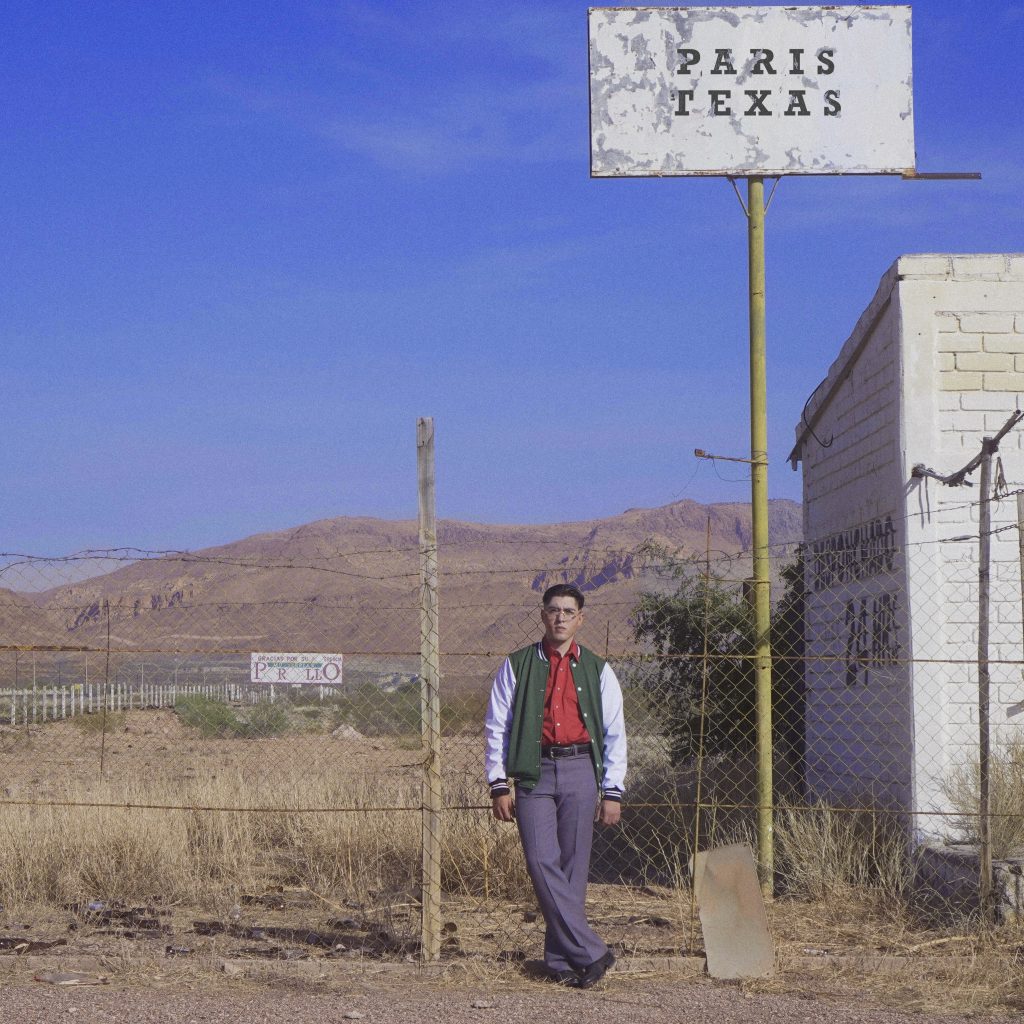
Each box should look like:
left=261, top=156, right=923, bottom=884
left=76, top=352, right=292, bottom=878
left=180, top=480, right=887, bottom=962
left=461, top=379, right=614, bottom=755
left=484, top=641, right=627, bottom=800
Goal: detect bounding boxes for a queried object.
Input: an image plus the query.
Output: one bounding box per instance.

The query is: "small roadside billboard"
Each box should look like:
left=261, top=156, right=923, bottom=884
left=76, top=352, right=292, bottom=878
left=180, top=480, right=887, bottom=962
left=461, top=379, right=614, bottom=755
left=250, top=652, right=343, bottom=685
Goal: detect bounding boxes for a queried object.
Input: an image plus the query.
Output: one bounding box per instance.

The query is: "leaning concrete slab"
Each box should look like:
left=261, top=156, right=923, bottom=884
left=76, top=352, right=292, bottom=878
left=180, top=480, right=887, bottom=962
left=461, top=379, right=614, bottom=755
left=692, top=843, right=774, bottom=979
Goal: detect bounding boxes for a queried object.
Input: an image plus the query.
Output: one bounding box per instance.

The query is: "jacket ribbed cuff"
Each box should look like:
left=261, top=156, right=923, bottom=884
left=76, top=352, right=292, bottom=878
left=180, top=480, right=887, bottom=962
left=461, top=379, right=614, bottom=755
left=489, top=778, right=511, bottom=798
left=602, top=787, right=623, bottom=803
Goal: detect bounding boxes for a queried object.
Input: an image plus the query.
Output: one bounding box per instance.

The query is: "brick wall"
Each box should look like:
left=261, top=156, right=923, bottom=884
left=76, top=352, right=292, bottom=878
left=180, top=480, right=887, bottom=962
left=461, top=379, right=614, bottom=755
left=798, top=260, right=911, bottom=809
left=795, top=254, right=1024, bottom=835
left=911, top=257, right=1024, bottom=829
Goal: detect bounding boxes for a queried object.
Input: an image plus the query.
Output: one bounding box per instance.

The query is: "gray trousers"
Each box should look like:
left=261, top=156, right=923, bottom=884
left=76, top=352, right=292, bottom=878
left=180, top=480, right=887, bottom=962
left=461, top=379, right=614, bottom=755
left=516, top=751, right=607, bottom=971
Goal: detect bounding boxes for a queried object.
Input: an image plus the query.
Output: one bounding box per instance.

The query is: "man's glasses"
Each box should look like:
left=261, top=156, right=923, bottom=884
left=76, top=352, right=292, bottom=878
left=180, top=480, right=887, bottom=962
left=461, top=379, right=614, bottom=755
left=543, top=607, right=579, bottom=621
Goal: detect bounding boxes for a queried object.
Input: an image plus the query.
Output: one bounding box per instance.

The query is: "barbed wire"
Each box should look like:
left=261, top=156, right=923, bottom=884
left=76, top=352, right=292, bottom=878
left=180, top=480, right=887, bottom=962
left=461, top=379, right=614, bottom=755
left=3, top=645, right=1024, bottom=668
left=3, top=498, right=1022, bottom=590
left=3, top=511, right=1024, bottom=960
left=0, top=798, right=422, bottom=814
left=0, top=795, right=1014, bottom=822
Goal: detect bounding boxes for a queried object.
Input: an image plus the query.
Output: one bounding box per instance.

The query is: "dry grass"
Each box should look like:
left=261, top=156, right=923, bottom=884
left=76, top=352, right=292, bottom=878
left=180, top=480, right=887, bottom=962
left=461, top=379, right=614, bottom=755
left=942, top=730, right=1024, bottom=858
left=0, top=762, right=532, bottom=928
left=764, top=800, right=1024, bottom=1017
left=0, top=770, right=410, bottom=913
left=3, top=709, right=1024, bottom=1015
left=0, top=766, right=533, bottom=920
left=70, top=710, right=128, bottom=734
left=764, top=899, right=1024, bottom=1018
left=774, top=801, right=910, bottom=912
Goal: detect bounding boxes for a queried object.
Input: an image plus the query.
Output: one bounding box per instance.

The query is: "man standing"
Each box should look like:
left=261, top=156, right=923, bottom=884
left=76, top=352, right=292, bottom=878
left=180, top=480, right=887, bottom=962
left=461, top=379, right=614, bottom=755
left=485, top=583, right=627, bottom=988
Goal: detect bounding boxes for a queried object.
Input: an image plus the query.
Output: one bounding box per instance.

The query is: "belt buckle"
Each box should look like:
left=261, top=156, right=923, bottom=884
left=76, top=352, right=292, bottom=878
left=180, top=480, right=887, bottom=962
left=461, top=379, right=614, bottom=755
left=546, top=743, right=584, bottom=758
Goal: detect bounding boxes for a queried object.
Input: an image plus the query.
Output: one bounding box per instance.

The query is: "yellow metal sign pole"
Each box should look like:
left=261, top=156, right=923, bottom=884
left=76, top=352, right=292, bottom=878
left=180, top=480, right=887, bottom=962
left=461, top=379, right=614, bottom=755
left=746, top=176, right=774, bottom=897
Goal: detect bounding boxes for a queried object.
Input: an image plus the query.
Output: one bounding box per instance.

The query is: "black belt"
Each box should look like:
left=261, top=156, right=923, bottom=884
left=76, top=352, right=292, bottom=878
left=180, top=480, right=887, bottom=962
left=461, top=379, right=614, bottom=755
left=542, top=743, right=590, bottom=758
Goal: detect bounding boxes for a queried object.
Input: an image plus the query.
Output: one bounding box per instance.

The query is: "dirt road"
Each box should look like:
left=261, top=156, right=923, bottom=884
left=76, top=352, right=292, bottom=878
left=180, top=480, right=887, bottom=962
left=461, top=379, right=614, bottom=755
left=0, top=977, right=984, bottom=1024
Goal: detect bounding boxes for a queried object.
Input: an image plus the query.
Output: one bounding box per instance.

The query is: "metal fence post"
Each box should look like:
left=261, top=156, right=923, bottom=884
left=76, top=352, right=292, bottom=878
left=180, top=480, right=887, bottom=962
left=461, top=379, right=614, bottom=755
left=747, top=176, right=774, bottom=895
left=418, top=416, right=443, bottom=961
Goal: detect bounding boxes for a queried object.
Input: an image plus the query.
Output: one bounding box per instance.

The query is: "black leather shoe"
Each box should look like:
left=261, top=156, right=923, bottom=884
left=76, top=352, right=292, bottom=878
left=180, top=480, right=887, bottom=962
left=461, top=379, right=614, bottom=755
left=549, top=969, right=581, bottom=986
left=574, top=949, right=615, bottom=989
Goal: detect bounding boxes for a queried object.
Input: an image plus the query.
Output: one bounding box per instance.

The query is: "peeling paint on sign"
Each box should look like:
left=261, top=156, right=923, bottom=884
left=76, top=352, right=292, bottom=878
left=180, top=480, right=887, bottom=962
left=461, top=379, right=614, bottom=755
left=589, top=6, right=914, bottom=176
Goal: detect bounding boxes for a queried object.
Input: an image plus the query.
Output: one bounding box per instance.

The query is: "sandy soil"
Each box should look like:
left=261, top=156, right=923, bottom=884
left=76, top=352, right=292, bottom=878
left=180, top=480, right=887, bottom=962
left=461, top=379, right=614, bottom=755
left=0, top=967, right=994, bottom=1024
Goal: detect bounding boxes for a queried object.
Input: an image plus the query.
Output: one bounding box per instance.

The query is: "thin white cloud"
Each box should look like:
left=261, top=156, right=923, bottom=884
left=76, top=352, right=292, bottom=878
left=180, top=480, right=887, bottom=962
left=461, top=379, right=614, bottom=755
left=205, top=2, right=587, bottom=174
left=321, top=75, right=582, bottom=173
left=335, top=1, right=576, bottom=65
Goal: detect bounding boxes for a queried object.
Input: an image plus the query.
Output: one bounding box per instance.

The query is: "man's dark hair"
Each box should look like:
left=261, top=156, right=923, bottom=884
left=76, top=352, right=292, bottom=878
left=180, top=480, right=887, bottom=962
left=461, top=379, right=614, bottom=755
left=542, top=583, right=585, bottom=610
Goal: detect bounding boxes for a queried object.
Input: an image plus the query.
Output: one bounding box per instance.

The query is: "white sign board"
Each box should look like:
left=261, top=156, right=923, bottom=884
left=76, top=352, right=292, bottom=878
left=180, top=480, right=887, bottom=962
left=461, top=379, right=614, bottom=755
left=250, top=652, right=343, bottom=685
left=589, top=6, right=914, bottom=176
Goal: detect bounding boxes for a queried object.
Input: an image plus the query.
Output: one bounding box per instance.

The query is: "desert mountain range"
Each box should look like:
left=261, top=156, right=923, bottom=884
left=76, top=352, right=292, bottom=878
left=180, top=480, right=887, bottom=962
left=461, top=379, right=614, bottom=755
left=4, top=499, right=801, bottom=669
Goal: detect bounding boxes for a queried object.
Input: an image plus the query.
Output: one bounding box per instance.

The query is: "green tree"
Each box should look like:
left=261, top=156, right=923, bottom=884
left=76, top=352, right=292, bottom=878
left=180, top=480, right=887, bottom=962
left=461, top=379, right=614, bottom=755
left=633, top=548, right=805, bottom=780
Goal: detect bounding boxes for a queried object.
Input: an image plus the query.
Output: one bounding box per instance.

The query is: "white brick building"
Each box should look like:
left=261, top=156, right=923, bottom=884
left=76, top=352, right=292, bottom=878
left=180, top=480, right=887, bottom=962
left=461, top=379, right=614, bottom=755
left=791, top=254, right=1024, bottom=837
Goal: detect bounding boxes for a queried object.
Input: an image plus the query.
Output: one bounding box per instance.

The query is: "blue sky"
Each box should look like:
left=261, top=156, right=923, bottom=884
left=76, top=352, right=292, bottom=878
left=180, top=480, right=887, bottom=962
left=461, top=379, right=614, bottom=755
left=2, top=0, right=1021, bottom=554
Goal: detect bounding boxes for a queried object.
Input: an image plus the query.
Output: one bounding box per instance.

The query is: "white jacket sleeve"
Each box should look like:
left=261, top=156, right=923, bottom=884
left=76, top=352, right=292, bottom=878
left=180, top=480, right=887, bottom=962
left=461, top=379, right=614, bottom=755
left=484, top=657, right=517, bottom=790
left=599, top=661, right=627, bottom=794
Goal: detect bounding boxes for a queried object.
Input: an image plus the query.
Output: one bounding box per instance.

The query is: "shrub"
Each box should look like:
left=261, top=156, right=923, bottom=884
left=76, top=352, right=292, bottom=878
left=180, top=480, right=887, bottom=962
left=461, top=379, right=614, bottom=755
left=174, top=695, right=243, bottom=738
left=71, top=711, right=128, bottom=735
left=174, top=695, right=294, bottom=739
left=329, top=684, right=421, bottom=737
left=631, top=547, right=805, bottom=769
left=236, top=701, right=290, bottom=738
left=942, top=731, right=1024, bottom=858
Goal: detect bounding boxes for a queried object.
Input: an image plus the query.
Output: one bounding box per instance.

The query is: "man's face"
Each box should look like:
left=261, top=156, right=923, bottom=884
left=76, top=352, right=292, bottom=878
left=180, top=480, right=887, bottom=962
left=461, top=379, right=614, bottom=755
left=541, top=596, right=584, bottom=648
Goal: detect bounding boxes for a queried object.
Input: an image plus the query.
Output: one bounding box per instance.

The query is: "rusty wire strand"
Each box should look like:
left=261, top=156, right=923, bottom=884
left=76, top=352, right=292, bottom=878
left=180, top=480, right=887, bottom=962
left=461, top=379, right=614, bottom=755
left=0, top=797, right=1012, bottom=821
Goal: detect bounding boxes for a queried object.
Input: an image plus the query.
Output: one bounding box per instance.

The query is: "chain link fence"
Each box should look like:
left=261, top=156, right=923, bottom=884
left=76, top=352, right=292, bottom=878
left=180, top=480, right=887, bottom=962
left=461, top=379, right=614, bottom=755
left=1, top=510, right=1022, bottom=970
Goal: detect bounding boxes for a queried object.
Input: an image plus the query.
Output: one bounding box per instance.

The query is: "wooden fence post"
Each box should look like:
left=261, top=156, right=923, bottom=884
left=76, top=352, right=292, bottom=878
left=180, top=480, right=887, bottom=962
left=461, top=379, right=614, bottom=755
left=418, top=416, right=442, bottom=962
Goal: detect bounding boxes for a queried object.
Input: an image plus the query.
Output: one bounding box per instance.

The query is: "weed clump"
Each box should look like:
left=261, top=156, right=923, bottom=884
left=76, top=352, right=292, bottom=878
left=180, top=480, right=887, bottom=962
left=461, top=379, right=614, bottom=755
left=942, top=731, right=1024, bottom=858
left=774, top=800, right=911, bottom=909
left=71, top=711, right=128, bottom=735
left=174, top=695, right=243, bottom=738
left=237, top=701, right=289, bottom=738
left=173, top=696, right=290, bottom=739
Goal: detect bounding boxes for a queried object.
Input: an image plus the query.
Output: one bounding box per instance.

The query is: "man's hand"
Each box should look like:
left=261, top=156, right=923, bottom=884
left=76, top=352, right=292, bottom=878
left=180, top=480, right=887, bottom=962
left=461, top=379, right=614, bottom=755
left=595, top=799, right=621, bottom=827
left=492, top=794, right=515, bottom=821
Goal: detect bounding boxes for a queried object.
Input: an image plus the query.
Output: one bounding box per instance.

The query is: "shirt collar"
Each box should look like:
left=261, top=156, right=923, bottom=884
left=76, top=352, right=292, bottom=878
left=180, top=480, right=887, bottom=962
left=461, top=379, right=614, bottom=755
left=541, top=638, right=579, bottom=662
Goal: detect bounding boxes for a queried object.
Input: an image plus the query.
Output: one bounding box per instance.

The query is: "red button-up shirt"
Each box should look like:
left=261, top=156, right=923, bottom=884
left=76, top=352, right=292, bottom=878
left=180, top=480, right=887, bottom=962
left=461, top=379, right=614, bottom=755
left=541, top=639, right=591, bottom=747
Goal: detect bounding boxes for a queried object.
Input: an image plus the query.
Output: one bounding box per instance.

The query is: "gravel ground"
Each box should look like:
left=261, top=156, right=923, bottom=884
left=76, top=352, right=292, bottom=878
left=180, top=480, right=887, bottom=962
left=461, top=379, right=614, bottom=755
left=0, top=977, right=991, bottom=1024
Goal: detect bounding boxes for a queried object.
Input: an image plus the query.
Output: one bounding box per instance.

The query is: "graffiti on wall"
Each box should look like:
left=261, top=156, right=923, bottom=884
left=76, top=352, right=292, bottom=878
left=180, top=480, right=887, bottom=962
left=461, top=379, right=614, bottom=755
left=844, top=592, right=900, bottom=686
left=808, top=515, right=901, bottom=686
left=810, top=516, right=897, bottom=592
